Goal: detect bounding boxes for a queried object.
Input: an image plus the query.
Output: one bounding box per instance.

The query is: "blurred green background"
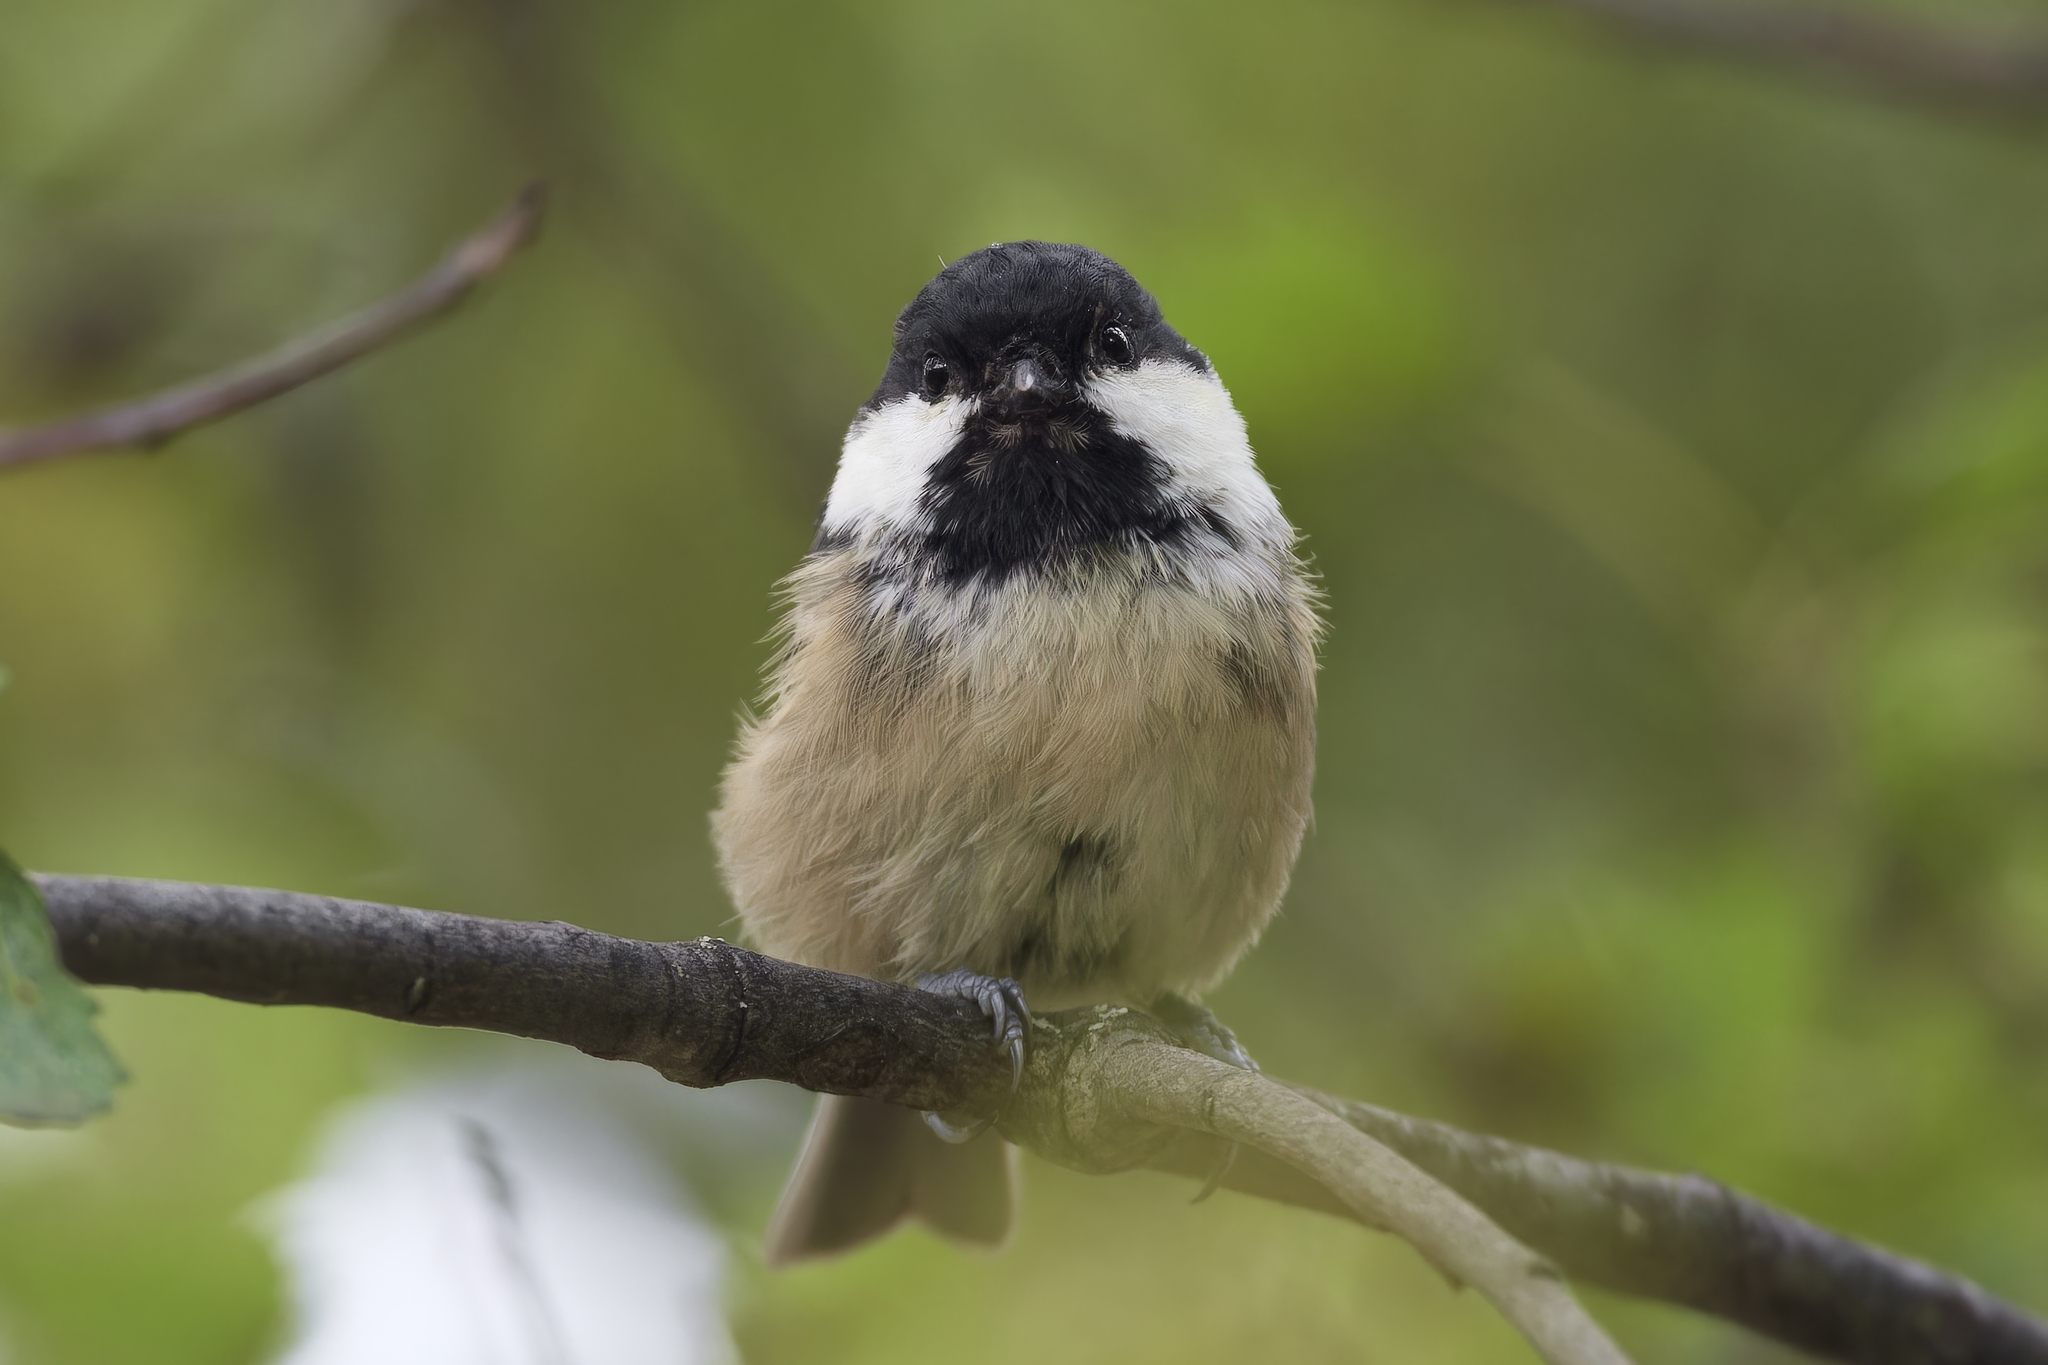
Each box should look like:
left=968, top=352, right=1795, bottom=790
left=4, top=0, right=2048, bottom=1359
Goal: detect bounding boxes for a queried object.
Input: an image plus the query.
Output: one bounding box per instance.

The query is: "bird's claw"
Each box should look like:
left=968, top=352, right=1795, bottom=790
left=1191, top=1139, right=1239, bottom=1203
left=1150, top=994, right=1257, bottom=1201
left=918, top=968, right=1030, bottom=1089
left=916, top=969, right=1032, bottom=1144
left=922, top=1110, right=994, bottom=1143
left=1150, top=993, right=1259, bottom=1074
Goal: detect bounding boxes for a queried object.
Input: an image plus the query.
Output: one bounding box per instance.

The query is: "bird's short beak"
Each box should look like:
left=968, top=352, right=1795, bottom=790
left=997, top=355, right=1061, bottom=412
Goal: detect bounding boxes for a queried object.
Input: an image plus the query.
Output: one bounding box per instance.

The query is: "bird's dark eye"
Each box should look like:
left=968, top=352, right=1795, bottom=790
left=1100, top=325, right=1133, bottom=365
left=921, top=354, right=950, bottom=399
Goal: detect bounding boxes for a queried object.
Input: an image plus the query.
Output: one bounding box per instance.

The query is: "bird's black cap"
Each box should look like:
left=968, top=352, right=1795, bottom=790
left=866, top=242, right=1208, bottom=411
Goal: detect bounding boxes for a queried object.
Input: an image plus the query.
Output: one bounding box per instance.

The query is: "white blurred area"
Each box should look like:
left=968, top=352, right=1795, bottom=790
left=259, top=1056, right=801, bottom=1365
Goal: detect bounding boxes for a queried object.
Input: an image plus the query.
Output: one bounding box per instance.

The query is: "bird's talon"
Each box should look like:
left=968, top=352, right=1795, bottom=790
left=1151, top=993, right=1259, bottom=1073
left=923, top=1109, right=994, bottom=1144
left=1145, top=996, right=1256, bottom=1204
left=918, top=968, right=1034, bottom=1124
left=918, top=969, right=1034, bottom=1051
left=1192, top=1140, right=1239, bottom=1203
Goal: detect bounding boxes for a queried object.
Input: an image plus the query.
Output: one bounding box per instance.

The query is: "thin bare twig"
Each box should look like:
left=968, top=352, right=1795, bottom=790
left=0, top=186, right=547, bottom=472
left=1039, top=1022, right=1632, bottom=1365
left=32, top=874, right=2048, bottom=1365
left=1146, top=1097, right=2048, bottom=1365
left=1501, top=0, right=2048, bottom=111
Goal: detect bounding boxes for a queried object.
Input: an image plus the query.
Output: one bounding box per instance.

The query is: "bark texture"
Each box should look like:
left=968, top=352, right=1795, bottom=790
left=36, top=874, right=2048, bottom=1365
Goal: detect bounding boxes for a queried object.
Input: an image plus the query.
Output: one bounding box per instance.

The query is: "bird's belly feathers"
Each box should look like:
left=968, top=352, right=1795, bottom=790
left=713, top=550, right=1317, bottom=1007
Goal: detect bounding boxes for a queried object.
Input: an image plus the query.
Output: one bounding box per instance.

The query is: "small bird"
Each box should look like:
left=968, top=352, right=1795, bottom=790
left=713, top=241, right=1319, bottom=1264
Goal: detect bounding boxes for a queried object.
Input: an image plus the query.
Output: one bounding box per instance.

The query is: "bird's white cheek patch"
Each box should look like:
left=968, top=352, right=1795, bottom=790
left=821, top=395, right=970, bottom=537
left=1084, top=361, right=1283, bottom=533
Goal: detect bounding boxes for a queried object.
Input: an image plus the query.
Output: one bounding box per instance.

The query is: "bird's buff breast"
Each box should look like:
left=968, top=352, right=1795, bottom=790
left=713, top=547, right=1318, bottom=1008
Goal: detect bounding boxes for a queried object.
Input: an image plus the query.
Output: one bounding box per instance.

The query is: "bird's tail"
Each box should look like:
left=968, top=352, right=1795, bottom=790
left=763, top=1094, right=1017, bottom=1265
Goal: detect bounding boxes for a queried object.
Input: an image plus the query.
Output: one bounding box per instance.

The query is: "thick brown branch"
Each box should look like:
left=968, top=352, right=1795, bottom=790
left=1501, top=0, right=2048, bottom=111
left=0, top=187, right=546, bottom=471
left=34, top=874, right=1009, bottom=1115
left=33, top=873, right=2048, bottom=1365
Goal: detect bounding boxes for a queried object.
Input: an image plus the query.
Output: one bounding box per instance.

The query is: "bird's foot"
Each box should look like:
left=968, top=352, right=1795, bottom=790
left=916, top=969, right=1032, bottom=1145
left=1150, top=993, right=1257, bottom=1201
left=1150, top=993, right=1259, bottom=1074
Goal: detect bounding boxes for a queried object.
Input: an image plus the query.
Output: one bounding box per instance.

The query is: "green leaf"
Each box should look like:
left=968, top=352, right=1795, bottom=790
left=0, top=848, right=124, bottom=1125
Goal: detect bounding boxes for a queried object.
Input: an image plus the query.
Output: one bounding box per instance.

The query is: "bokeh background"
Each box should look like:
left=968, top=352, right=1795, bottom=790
left=4, top=0, right=2048, bottom=1359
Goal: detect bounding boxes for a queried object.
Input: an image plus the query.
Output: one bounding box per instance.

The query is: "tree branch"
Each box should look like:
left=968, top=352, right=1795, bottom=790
left=1143, top=1098, right=2048, bottom=1365
left=1498, top=0, right=2048, bottom=112
left=35, top=874, right=1623, bottom=1364
left=32, top=873, right=2048, bottom=1365
left=0, top=187, right=547, bottom=472
left=1032, top=1028, right=1632, bottom=1365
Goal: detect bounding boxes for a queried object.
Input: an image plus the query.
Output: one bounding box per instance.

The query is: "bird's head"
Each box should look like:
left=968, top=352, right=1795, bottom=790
left=819, top=242, right=1283, bottom=587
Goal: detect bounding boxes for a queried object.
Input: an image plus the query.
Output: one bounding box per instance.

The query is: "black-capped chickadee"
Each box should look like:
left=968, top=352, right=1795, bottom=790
left=713, top=241, right=1319, bottom=1264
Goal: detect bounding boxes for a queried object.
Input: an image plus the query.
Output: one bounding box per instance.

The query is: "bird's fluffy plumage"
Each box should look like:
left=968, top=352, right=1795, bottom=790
left=712, top=241, right=1319, bottom=1260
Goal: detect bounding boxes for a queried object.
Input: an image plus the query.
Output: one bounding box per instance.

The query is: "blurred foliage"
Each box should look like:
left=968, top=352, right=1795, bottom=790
left=0, top=849, right=122, bottom=1126
left=3, top=0, right=2048, bottom=1360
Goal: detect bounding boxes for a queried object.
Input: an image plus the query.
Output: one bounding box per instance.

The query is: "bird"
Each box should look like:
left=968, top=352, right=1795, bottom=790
left=712, top=240, right=1319, bottom=1265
